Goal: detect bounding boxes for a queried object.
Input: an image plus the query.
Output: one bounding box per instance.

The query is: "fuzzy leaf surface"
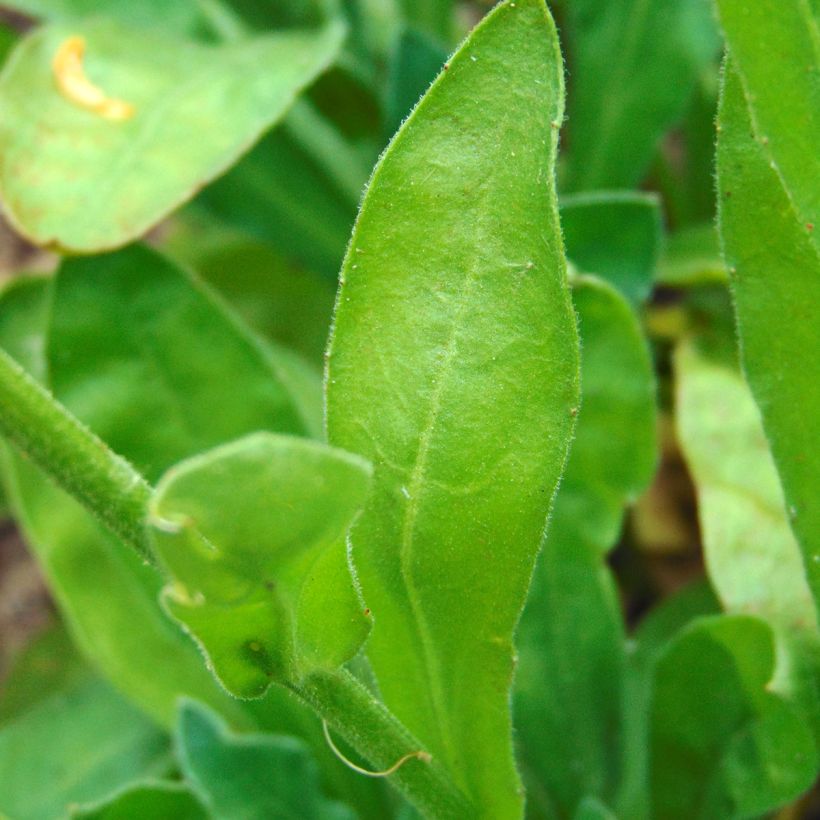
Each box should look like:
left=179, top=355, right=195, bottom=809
left=716, top=59, right=820, bottom=612
left=149, top=433, right=372, bottom=698
left=326, top=1, right=579, bottom=814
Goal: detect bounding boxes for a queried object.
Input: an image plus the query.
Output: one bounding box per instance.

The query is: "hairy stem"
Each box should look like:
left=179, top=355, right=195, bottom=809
left=291, top=667, right=473, bottom=819
left=0, top=346, right=153, bottom=561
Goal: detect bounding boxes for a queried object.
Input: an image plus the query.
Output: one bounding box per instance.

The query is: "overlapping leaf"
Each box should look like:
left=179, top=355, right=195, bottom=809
left=516, top=274, right=656, bottom=817
left=149, top=433, right=372, bottom=698
left=326, top=1, right=579, bottom=813
left=716, top=56, right=820, bottom=612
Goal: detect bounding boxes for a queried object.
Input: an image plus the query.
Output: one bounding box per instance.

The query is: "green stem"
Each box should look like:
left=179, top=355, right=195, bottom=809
left=290, top=668, right=473, bottom=819
left=0, top=346, right=154, bottom=562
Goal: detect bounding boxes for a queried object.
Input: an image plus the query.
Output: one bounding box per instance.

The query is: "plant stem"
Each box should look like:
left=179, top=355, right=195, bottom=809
left=0, top=346, right=154, bottom=562
left=290, top=668, right=473, bottom=819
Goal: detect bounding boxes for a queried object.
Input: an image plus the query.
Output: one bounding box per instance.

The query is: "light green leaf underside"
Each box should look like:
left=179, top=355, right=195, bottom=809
left=516, top=274, right=656, bottom=818
left=70, top=782, right=208, bottom=820
left=0, top=19, right=344, bottom=251
left=0, top=677, right=170, bottom=820
left=176, top=699, right=356, bottom=820
left=716, top=0, right=819, bottom=246
left=149, top=433, right=372, bottom=698
left=675, top=340, right=820, bottom=743
left=327, top=1, right=579, bottom=815
left=560, top=191, right=662, bottom=306
left=650, top=615, right=818, bottom=819
left=563, top=0, right=720, bottom=191
left=716, top=60, right=820, bottom=613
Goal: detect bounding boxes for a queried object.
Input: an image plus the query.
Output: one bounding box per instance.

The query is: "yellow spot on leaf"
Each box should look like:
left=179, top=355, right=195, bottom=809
left=52, top=35, right=134, bottom=121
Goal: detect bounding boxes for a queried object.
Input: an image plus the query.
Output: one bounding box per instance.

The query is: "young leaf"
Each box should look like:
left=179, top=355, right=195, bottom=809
left=562, top=0, right=720, bottom=191
left=326, top=1, right=580, bottom=813
left=149, top=433, right=372, bottom=698
left=716, top=60, right=820, bottom=612
left=650, top=615, right=818, bottom=819
left=0, top=19, right=344, bottom=252
left=715, top=0, right=819, bottom=243
left=516, top=275, right=656, bottom=817
left=70, top=782, right=208, bottom=820
left=560, top=192, right=662, bottom=306
left=176, top=699, right=355, bottom=820
left=0, top=678, right=170, bottom=820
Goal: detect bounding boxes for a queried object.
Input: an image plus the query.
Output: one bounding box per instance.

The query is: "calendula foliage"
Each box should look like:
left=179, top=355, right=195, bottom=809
left=0, top=0, right=817, bottom=818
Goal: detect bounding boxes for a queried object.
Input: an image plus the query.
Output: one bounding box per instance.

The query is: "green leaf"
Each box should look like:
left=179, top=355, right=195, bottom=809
left=674, top=340, right=820, bottom=743
left=560, top=192, right=662, bottom=306
left=176, top=699, right=356, bottom=819
left=715, top=0, right=819, bottom=244
left=326, top=1, right=579, bottom=813
left=396, top=0, right=453, bottom=45
left=0, top=0, right=213, bottom=36
left=650, top=615, right=818, bottom=819
left=516, top=274, right=656, bottom=818
left=384, top=26, right=446, bottom=139
left=563, top=0, right=720, bottom=191
left=195, top=122, right=359, bottom=279
left=0, top=255, right=390, bottom=816
left=163, top=227, right=336, bottom=366
left=655, top=224, right=726, bottom=288
left=573, top=797, right=617, bottom=820
left=49, top=245, right=315, bottom=474
left=617, top=580, right=721, bottom=819
left=0, top=622, right=88, bottom=724
left=0, top=19, right=344, bottom=252
left=0, top=677, right=171, bottom=820
left=149, top=433, right=372, bottom=698
left=70, top=782, right=208, bottom=820
left=716, top=59, right=820, bottom=613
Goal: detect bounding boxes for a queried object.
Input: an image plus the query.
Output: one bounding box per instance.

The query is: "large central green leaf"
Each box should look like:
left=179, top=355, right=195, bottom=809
left=326, top=1, right=579, bottom=814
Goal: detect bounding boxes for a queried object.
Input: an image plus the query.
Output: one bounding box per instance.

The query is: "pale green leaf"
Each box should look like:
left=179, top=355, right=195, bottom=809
left=176, top=699, right=355, bottom=819
left=650, top=615, right=818, bottom=819
left=675, top=340, right=820, bottom=742
left=560, top=192, right=662, bottom=306
left=326, top=1, right=579, bottom=813
left=0, top=19, right=344, bottom=252
left=716, top=59, right=820, bottom=612
left=0, top=678, right=170, bottom=820
left=516, top=275, right=656, bottom=817
left=563, top=0, right=721, bottom=191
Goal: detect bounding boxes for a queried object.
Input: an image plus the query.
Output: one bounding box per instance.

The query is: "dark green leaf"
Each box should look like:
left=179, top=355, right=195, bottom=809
left=650, top=615, right=818, bottom=820
left=516, top=274, right=656, bottom=817
left=655, top=224, right=726, bottom=287
left=0, top=19, right=344, bottom=251
left=176, top=699, right=355, bottom=820
left=560, top=192, right=662, bottom=306
left=327, top=2, right=579, bottom=812
left=563, top=0, right=720, bottom=191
